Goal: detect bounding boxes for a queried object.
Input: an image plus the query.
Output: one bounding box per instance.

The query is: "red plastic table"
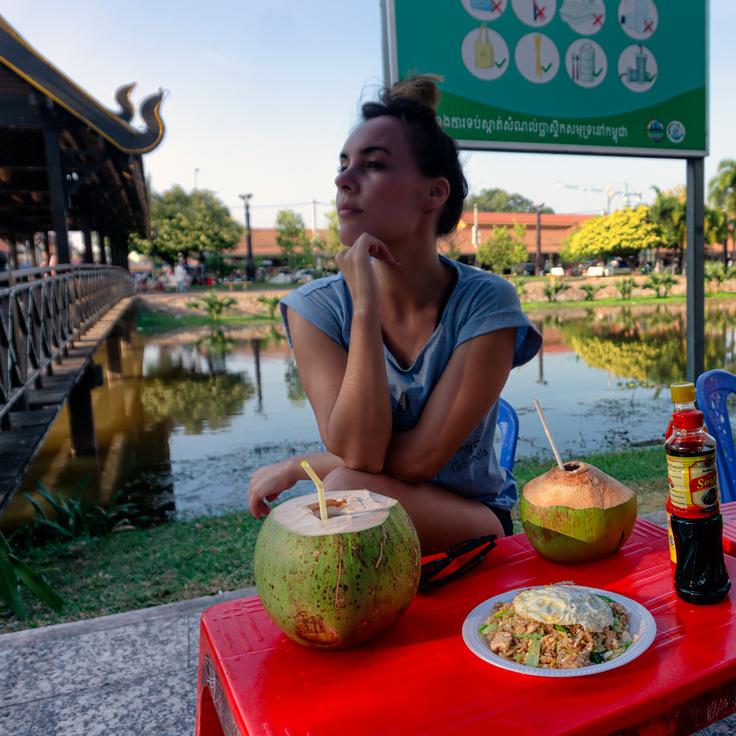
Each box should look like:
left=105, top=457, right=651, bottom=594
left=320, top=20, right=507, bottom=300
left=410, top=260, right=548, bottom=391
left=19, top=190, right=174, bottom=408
left=196, top=520, right=736, bottom=736
left=723, top=501, right=736, bottom=556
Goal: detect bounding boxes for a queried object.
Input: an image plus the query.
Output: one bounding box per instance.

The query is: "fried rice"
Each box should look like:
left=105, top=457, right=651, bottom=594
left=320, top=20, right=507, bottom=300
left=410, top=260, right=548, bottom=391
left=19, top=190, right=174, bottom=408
left=480, top=596, right=635, bottom=669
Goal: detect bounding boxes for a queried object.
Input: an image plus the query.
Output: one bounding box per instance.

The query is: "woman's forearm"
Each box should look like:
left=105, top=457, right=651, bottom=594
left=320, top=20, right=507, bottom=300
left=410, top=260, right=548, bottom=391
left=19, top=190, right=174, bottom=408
left=290, top=451, right=345, bottom=481
left=324, top=307, right=392, bottom=471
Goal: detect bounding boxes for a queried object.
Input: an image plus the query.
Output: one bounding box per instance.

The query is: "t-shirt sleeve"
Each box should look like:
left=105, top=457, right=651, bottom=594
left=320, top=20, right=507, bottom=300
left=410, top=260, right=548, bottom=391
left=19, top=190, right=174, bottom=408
left=456, top=275, right=542, bottom=367
left=279, top=279, right=347, bottom=350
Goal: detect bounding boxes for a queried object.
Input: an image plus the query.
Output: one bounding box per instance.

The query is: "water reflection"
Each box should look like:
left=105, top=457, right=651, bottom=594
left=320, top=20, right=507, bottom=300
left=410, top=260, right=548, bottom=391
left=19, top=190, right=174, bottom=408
left=5, top=300, right=736, bottom=528
left=551, top=303, right=736, bottom=386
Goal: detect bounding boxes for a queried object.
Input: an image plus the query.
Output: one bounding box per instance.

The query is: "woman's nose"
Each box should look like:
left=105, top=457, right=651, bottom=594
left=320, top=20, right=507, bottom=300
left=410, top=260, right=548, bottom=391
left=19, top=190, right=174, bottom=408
left=334, top=167, right=355, bottom=191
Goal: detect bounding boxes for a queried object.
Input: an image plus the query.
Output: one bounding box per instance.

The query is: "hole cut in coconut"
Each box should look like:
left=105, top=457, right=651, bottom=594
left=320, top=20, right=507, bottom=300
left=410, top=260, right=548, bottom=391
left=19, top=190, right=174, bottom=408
left=564, top=462, right=581, bottom=472
left=307, top=497, right=349, bottom=519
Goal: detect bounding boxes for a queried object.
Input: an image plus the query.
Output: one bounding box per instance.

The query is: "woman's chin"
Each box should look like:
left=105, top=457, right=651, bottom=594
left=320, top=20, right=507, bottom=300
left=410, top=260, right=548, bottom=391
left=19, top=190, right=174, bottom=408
left=338, top=225, right=362, bottom=247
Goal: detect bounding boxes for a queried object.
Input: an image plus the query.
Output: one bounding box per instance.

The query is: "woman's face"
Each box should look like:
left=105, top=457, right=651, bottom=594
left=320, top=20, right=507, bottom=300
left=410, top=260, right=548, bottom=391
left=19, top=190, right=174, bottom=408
left=335, top=116, right=433, bottom=246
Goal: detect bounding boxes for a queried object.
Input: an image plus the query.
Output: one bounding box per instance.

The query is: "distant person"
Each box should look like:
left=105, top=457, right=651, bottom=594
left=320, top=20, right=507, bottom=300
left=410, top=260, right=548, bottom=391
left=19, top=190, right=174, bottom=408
left=247, top=75, right=542, bottom=553
left=174, top=257, right=187, bottom=292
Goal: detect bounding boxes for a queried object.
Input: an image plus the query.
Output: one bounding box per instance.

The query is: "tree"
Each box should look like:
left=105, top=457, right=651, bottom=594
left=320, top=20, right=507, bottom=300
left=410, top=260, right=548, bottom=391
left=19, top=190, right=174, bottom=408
left=130, top=186, right=242, bottom=262
left=323, top=204, right=344, bottom=257
left=708, top=159, right=736, bottom=263
left=705, top=205, right=729, bottom=265
left=466, top=188, right=554, bottom=213
left=561, top=206, right=663, bottom=262
left=648, top=186, right=686, bottom=269
left=276, top=209, right=313, bottom=270
left=476, top=223, right=528, bottom=272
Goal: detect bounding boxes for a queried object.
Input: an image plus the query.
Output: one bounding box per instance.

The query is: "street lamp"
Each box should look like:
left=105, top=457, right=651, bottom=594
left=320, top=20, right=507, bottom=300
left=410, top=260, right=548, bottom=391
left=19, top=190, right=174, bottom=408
left=239, top=193, right=256, bottom=281
left=534, top=203, right=545, bottom=276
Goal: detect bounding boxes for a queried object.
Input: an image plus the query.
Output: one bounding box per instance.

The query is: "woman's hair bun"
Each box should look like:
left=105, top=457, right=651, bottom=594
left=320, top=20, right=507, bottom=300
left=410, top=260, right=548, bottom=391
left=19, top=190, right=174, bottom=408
left=385, top=74, right=443, bottom=113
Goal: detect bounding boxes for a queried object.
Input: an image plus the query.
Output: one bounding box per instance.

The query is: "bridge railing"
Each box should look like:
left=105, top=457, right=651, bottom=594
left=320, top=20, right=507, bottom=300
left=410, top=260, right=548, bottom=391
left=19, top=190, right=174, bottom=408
left=0, top=264, right=133, bottom=429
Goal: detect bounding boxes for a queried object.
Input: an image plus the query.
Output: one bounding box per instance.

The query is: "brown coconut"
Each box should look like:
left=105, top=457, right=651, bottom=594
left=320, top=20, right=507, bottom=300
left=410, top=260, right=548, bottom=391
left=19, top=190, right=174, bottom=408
left=520, top=461, right=638, bottom=563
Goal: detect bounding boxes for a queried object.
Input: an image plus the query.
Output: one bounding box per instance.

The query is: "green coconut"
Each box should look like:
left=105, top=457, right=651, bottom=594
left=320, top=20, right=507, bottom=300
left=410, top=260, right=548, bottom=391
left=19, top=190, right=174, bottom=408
left=254, top=489, right=421, bottom=649
left=520, top=461, right=637, bottom=563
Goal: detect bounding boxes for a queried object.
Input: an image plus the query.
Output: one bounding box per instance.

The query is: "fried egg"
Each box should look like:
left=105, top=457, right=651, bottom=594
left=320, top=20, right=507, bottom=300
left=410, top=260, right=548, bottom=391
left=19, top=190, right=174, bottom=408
left=512, top=585, right=614, bottom=632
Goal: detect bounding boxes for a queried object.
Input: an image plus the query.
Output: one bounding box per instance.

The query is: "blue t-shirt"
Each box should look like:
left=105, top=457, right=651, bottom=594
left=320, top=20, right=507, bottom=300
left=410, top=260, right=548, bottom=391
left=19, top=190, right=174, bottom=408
left=280, top=256, right=542, bottom=511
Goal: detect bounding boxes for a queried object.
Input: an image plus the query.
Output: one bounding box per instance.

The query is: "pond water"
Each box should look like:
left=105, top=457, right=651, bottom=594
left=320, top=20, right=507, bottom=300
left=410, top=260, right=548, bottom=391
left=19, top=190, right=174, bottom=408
left=5, top=300, right=736, bottom=529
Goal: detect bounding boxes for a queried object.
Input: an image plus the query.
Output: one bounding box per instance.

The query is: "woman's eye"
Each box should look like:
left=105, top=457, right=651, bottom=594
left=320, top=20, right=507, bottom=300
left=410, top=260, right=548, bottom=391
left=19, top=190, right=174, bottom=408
left=366, top=161, right=384, bottom=170
left=336, top=164, right=347, bottom=173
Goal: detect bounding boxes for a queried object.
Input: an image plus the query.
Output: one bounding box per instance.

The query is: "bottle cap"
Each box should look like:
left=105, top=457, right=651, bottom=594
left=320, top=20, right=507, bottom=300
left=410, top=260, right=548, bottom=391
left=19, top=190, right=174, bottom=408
left=670, top=382, right=695, bottom=403
left=672, top=409, right=704, bottom=430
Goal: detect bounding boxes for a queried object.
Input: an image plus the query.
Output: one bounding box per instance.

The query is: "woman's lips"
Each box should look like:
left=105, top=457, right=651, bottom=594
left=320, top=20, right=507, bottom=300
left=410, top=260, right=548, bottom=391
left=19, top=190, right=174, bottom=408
left=338, top=206, right=362, bottom=217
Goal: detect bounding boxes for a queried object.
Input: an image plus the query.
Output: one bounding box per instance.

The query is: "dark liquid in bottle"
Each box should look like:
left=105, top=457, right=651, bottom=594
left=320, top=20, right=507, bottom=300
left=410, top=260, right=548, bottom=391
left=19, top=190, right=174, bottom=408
left=670, top=514, right=730, bottom=604
left=666, top=442, right=730, bottom=604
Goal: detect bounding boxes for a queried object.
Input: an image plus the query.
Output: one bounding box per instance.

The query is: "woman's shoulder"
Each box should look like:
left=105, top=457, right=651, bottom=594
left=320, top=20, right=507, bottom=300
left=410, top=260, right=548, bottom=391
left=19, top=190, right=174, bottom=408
left=449, top=260, right=518, bottom=308
left=282, top=272, right=347, bottom=303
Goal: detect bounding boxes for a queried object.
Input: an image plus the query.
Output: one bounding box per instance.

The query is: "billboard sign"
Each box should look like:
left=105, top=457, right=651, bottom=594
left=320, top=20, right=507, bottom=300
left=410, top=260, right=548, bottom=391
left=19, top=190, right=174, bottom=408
left=383, top=0, right=707, bottom=157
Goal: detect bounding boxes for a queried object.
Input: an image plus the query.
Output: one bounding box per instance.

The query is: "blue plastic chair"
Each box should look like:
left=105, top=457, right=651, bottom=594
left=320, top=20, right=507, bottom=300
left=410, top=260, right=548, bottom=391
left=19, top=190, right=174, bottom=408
left=695, top=369, right=736, bottom=503
left=497, top=397, right=519, bottom=473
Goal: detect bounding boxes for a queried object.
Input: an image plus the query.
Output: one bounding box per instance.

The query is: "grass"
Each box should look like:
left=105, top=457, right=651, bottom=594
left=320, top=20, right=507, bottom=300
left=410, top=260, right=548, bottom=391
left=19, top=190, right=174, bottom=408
left=135, top=307, right=275, bottom=333
left=521, top=291, right=736, bottom=313
left=0, top=445, right=666, bottom=633
left=0, top=513, right=261, bottom=633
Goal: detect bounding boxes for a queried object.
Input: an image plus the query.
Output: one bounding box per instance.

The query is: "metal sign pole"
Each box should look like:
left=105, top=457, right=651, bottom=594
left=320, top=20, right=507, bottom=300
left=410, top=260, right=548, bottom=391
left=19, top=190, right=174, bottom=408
left=686, top=157, right=705, bottom=382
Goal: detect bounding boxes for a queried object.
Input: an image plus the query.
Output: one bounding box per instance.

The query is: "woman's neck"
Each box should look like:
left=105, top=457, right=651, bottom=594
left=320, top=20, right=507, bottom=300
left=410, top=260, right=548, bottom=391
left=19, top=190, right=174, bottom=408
left=373, top=235, right=453, bottom=315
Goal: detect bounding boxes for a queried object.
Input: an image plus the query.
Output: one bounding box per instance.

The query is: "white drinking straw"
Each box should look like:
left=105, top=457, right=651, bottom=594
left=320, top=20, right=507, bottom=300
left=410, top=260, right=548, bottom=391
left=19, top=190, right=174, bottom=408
left=300, top=459, right=328, bottom=522
left=533, top=399, right=566, bottom=472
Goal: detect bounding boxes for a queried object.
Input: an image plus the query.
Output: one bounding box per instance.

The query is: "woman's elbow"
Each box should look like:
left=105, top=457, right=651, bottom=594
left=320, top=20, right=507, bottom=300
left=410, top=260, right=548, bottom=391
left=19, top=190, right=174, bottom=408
left=342, top=456, right=385, bottom=474
left=323, top=439, right=385, bottom=474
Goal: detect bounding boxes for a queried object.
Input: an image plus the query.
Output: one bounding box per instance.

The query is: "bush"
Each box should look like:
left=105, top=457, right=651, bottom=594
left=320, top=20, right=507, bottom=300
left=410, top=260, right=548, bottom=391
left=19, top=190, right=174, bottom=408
left=644, top=272, right=677, bottom=298
left=542, top=278, right=570, bottom=302
left=580, top=283, right=604, bottom=301
left=616, top=277, right=637, bottom=300
left=187, top=291, right=237, bottom=320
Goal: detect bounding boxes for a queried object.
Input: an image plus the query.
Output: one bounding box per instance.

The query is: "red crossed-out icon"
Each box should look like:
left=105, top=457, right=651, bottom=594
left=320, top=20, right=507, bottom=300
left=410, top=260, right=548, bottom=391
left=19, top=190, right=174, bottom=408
left=644, top=19, right=654, bottom=33
left=491, top=0, right=503, bottom=12
left=533, top=2, right=546, bottom=21
left=593, top=13, right=603, bottom=27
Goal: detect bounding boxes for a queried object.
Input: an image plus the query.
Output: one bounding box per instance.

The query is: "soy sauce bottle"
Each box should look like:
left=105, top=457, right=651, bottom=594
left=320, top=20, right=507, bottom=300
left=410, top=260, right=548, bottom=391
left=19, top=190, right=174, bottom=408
left=665, top=409, right=730, bottom=604
left=665, top=382, right=696, bottom=439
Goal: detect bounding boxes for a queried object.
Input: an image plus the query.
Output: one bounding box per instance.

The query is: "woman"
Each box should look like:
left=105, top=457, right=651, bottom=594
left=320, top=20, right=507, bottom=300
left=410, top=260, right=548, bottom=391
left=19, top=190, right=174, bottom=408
left=248, top=76, right=541, bottom=553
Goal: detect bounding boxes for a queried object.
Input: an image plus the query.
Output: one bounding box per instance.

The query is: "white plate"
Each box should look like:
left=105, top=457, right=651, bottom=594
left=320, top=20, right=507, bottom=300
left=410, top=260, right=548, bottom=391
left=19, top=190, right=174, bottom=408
left=462, top=585, right=657, bottom=677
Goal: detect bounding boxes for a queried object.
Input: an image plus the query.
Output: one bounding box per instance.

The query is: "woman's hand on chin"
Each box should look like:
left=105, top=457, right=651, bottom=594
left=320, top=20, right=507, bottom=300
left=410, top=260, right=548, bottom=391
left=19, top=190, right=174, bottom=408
left=336, top=232, right=400, bottom=306
left=247, top=459, right=297, bottom=518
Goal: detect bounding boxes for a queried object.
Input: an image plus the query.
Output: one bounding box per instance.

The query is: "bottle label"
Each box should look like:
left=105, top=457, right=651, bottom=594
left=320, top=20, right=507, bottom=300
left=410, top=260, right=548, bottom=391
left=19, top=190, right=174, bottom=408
left=666, top=510, right=677, bottom=563
left=666, top=452, right=720, bottom=515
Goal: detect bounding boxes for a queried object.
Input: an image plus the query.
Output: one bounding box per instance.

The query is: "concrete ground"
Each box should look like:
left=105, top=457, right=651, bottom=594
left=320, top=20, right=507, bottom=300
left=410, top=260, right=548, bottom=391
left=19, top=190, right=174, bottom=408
left=0, top=588, right=255, bottom=736
left=0, top=564, right=734, bottom=735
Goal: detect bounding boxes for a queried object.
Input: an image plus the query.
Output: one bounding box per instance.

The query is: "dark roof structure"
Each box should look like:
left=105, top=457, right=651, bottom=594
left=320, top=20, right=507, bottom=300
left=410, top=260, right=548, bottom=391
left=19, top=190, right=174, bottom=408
left=0, top=14, right=165, bottom=265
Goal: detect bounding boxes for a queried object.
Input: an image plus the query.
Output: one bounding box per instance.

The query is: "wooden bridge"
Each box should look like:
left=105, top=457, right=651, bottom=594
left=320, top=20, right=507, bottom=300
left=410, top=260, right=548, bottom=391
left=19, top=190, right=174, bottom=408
left=0, top=264, right=133, bottom=511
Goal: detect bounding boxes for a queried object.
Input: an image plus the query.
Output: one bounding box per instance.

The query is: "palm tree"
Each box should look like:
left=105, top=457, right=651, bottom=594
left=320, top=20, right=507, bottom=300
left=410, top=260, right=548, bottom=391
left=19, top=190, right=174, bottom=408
left=649, top=186, right=686, bottom=272
left=705, top=205, right=729, bottom=267
left=708, top=159, right=736, bottom=265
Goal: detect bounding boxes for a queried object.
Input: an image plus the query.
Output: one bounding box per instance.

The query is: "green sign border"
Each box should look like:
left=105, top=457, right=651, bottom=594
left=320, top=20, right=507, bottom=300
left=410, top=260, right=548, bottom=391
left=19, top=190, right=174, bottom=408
left=382, top=0, right=708, bottom=159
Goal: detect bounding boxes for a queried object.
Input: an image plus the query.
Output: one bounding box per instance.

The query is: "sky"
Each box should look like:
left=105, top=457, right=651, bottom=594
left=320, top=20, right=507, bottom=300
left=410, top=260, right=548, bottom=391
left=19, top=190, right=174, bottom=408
left=3, top=1, right=734, bottom=229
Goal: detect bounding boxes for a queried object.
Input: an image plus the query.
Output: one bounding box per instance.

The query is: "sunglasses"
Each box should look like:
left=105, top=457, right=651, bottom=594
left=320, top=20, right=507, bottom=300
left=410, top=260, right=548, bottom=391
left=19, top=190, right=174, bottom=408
left=418, top=534, right=497, bottom=593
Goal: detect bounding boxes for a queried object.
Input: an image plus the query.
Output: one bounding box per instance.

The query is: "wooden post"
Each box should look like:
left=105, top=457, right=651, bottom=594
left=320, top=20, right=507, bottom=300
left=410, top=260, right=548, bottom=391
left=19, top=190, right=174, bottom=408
left=99, top=232, right=108, bottom=264
left=106, top=334, right=122, bottom=375
left=68, top=365, right=102, bottom=456
left=83, top=225, right=94, bottom=264
left=28, top=233, right=38, bottom=267
left=43, top=128, right=70, bottom=264
left=8, top=230, right=18, bottom=270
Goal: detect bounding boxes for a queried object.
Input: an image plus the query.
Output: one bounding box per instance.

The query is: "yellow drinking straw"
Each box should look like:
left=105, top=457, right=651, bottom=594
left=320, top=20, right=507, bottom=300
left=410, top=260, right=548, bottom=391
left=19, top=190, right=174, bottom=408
left=300, top=459, right=328, bottom=522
